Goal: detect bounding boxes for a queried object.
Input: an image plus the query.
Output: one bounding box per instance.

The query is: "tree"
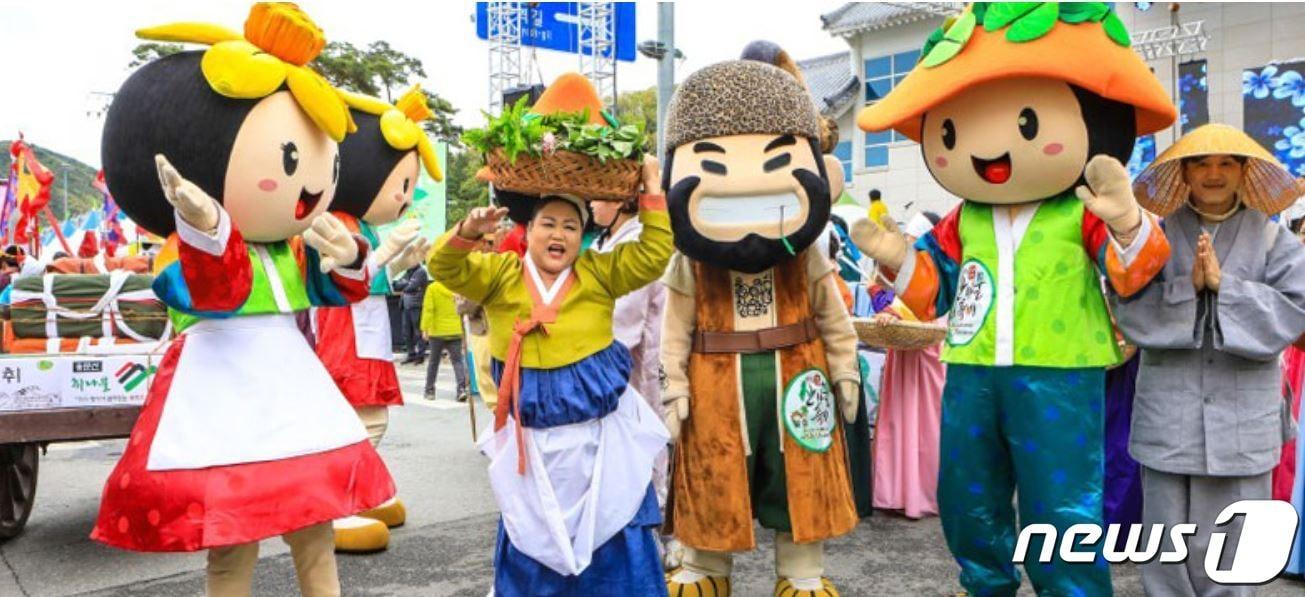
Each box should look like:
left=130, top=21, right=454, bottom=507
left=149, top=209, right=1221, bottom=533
left=615, top=87, right=659, bottom=155
left=311, top=41, right=462, bottom=147
left=443, top=150, right=489, bottom=228
left=128, top=42, right=184, bottom=68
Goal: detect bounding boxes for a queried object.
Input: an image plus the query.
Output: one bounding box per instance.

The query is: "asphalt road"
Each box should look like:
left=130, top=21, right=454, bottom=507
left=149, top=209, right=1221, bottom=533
left=2, top=360, right=1303, bottom=596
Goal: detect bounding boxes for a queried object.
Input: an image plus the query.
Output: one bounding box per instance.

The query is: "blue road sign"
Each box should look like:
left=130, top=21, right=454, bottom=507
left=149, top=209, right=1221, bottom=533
left=476, top=2, right=637, bottom=62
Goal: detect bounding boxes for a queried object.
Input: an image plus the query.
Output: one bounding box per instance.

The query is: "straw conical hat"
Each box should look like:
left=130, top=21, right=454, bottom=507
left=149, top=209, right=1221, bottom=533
left=1133, top=123, right=1304, bottom=216
left=858, top=3, right=1175, bottom=140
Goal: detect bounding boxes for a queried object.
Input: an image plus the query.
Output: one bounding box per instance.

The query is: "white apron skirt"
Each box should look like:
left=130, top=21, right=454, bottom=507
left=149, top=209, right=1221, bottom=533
left=480, top=384, right=669, bottom=576
left=351, top=294, right=393, bottom=361
left=147, top=314, right=368, bottom=471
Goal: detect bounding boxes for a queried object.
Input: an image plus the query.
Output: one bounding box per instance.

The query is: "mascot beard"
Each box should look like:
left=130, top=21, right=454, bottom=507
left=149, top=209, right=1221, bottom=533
left=667, top=166, right=831, bottom=274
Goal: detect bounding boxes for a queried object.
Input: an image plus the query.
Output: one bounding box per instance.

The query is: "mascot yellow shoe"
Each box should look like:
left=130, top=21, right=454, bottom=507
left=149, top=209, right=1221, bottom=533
left=666, top=569, right=731, bottom=596
left=333, top=515, right=390, bottom=553
left=359, top=497, right=406, bottom=528
left=774, top=577, right=839, bottom=596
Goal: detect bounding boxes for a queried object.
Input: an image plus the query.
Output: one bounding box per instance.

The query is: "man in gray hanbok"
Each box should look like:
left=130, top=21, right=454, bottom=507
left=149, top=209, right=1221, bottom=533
left=1116, top=124, right=1305, bottom=596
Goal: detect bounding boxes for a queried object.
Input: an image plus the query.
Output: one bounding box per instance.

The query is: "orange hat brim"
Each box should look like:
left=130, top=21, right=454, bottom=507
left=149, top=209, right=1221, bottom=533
left=529, top=72, right=606, bottom=125
left=858, top=21, right=1176, bottom=141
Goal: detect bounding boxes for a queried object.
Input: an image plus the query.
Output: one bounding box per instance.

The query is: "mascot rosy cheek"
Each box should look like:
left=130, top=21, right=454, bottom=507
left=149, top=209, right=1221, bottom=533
left=851, top=3, right=1174, bottom=595
left=660, top=43, right=861, bottom=597
left=92, top=4, right=393, bottom=594
left=314, top=85, right=446, bottom=552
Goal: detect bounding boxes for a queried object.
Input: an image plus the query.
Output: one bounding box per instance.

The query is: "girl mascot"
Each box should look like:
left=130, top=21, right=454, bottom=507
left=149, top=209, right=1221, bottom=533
left=315, top=85, right=443, bottom=553
left=852, top=3, right=1175, bottom=595
left=92, top=4, right=394, bottom=595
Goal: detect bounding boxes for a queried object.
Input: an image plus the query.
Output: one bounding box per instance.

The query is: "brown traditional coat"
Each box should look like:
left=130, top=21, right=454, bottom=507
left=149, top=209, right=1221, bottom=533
left=670, top=254, right=858, bottom=551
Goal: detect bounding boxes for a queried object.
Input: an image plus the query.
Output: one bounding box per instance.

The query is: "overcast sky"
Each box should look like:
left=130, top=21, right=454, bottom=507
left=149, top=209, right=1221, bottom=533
left=0, top=1, right=849, bottom=168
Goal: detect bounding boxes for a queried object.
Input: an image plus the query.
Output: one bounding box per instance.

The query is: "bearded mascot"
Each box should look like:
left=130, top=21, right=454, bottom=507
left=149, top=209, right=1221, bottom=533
left=660, top=47, right=860, bottom=597
left=852, top=3, right=1174, bottom=594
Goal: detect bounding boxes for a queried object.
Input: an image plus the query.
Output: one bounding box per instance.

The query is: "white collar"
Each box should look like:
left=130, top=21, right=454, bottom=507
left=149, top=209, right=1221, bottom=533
left=524, top=253, right=572, bottom=304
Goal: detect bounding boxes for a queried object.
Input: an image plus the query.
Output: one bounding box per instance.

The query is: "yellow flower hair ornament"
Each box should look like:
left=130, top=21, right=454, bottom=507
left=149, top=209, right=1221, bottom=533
left=341, top=85, right=444, bottom=181
left=136, top=2, right=356, bottom=141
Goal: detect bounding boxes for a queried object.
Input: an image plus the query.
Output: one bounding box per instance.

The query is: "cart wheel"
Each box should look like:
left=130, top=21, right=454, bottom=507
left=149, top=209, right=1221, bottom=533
left=0, top=443, right=38, bottom=542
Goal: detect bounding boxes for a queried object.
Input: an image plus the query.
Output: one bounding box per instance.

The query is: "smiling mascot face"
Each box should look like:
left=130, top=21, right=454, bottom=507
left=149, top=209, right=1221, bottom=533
left=663, top=60, right=840, bottom=274
left=918, top=76, right=1136, bottom=205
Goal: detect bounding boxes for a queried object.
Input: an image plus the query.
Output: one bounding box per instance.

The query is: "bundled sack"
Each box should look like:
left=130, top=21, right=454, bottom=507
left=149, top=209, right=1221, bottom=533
left=2, top=320, right=152, bottom=354
left=47, top=255, right=151, bottom=274
left=9, top=271, right=168, bottom=341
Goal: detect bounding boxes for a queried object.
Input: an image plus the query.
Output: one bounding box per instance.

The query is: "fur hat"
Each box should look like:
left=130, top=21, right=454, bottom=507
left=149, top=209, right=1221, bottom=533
left=664, top=60, right=820, bottom=151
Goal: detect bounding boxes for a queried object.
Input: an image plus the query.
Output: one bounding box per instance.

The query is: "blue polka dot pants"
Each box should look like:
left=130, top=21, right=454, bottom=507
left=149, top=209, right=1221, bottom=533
left=938, top=364, right=1112, bottom=597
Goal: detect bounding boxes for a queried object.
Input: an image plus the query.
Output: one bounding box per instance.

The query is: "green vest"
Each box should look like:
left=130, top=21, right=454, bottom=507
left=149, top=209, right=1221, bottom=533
left=171, top=241, right=312, bottom=332
left=942, top=196, right=1120, bottom=368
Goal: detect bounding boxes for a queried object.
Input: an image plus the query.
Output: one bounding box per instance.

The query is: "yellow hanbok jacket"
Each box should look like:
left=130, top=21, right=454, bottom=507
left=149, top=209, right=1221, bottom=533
left=427, top=202, right=672, bottom=370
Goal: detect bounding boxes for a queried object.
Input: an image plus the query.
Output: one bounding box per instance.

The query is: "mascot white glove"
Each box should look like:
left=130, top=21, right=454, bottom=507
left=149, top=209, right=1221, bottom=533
left=155, top=154, right=219, bottom=232
left=835, top=379, right=859, bottom=424
left=664, top=396, right=689, bottom=442
left=304, top=213, right=359, bottom=273
left=851, top=214, right=910, bottom=272
left=389, top=236, right=431, bottom=273
left=372, top=219, right=427, bottom=271
left=1076, top=155, right=1142, bottom=236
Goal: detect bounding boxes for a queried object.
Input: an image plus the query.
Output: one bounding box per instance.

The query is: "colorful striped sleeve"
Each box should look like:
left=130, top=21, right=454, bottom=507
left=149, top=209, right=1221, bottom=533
left=152, top=210, right=252, bottom=317
left=894, top=205, right=963, bottom=320
left=1082, top=209, right=1170, bottom=298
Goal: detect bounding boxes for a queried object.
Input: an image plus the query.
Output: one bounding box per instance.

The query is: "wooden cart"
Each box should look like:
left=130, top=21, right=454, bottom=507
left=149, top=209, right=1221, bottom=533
left=0, top=352, right=158, bottom=542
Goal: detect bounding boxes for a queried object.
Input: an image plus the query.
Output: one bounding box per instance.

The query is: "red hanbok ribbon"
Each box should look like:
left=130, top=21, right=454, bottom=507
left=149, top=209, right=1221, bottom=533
left=495, top=266, right=575, bottom=475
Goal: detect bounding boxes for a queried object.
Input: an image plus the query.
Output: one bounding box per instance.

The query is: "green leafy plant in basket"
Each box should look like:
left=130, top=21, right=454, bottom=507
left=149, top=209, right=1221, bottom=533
left=461, top=96, right=650, bottom=164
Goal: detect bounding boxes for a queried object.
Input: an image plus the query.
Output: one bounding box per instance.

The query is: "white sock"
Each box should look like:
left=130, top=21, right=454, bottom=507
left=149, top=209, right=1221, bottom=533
left=670, top=569, right=705, bottom=584
left=787, top=577, right=823, bottom=591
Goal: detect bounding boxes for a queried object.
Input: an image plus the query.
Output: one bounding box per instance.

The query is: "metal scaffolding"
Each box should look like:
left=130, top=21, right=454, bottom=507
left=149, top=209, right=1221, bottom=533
left=577, top=2, right=617, bottom=107
left=1130, top=20, right=1209, bottom=61
left=486, top=2, right=525, bottom=115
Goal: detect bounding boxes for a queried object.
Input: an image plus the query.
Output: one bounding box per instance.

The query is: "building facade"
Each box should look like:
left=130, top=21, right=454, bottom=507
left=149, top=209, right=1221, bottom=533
left=807, top=2, right=1305, bottom=222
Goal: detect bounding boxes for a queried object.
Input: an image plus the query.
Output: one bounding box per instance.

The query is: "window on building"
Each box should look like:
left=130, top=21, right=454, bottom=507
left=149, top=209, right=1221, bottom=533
left=834, top=140, right=852, bottom=183
left=863, top=49, right=920, bottom=168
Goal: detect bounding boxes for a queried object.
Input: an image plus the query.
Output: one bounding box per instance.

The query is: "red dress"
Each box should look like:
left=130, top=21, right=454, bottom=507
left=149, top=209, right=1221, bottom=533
left=92, top=214, right=394, bottom=552
left=314, top=304, right=403, bottom=407
left=313, top=212, right=401, bottom=407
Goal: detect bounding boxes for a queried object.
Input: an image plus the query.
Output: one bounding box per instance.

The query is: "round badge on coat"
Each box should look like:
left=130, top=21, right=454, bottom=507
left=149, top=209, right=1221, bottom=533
left=948, top=259, right=994, bottom=346
left=782, top=368, right=836, bottom=453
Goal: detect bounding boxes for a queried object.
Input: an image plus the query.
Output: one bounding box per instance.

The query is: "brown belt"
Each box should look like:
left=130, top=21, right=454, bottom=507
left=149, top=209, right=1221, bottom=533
left=692, top=319, right=819, bottom=354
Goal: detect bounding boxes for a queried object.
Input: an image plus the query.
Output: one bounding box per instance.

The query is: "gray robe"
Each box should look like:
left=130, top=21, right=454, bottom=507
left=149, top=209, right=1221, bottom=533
left=1112, top=205, right=1305, bottom=476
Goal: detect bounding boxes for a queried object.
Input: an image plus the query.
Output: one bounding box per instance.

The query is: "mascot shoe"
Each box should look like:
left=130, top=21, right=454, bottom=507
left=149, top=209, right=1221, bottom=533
left=360, top=496, right=406, bottom=528
left=667, top=569, right=731, bottom=597
left=773, top=577, right=839, bottom=597
left=333, top=515, right=390, bottom=553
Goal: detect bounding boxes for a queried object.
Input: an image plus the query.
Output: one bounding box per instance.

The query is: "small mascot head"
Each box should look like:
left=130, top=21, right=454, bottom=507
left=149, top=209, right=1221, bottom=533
left=334, top=85, right=443, bottom=225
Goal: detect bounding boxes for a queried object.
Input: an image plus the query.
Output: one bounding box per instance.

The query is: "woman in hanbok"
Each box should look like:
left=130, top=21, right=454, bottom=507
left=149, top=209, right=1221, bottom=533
left=1117, top=123, right=1305, bottom=595
left=870, top=213, right=945, bottom=519
left=430, top=74, right=671, bottom=594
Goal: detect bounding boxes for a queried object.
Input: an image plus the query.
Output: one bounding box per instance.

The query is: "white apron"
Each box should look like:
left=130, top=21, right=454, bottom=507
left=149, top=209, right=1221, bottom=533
left=481, top=383, right=669, bottom=576
left=351, top=294, right=393, bottom=360
left=147, top=314, right=368, bottom=471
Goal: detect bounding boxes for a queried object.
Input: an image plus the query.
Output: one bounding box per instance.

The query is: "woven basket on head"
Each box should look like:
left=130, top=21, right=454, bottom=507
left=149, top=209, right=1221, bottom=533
left=484, top=149, right=641, bottom=201
left=1133, top=123, right=1304, bottom=217
left=852, top=318, right=947, bottom=351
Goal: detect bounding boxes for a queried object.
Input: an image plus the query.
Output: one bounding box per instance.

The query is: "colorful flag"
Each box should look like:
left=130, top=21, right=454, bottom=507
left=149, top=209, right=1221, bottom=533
left=7, top=136, right=54, bottom=244
left=93, top=169, right=125, bottom=250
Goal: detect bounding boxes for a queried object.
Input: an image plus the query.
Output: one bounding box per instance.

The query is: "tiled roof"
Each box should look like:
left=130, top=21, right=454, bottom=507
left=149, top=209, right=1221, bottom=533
left=820, top=2, right=961, bottom=37
left=797, top=51, right=858, bottom=117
